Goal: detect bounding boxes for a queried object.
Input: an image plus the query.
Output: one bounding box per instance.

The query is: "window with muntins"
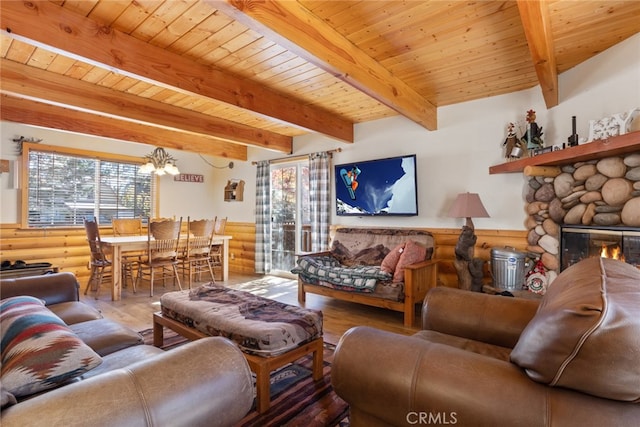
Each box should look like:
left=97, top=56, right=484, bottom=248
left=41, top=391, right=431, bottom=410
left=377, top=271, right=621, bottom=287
left=24, top=144, right=155, bottom=227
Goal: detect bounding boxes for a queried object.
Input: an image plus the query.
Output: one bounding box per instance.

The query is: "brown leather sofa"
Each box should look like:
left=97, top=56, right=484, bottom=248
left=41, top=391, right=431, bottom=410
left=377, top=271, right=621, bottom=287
left=1, top=272, right=254, bottom=426
left=331, top=257, right=640, bottom=427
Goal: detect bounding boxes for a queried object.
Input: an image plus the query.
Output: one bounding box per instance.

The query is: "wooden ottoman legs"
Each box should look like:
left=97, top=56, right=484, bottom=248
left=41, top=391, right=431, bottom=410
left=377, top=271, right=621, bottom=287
left=245, top=337, right=324, bottom=413
left=152, top=313, right=324, bottom=414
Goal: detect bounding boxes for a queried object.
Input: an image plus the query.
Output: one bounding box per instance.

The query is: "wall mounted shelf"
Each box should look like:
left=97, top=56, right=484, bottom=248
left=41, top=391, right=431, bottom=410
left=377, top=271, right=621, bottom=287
left=489, top=130, right=640, bottom=174
left=224, top=180, right=244, bottom=202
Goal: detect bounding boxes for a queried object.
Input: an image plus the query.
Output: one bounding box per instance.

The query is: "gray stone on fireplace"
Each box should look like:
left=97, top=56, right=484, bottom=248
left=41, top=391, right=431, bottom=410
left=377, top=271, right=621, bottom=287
left=624, top=153, right=640, bottom=167
left=554, top=173, right=574, bottom=197
left=593, top=213, right=621, bottom=226
left=595, top=205, right=622, bottom=213
left=626, top=166, right=640, bottom=181
left=585, top=173, right=608, bottom=191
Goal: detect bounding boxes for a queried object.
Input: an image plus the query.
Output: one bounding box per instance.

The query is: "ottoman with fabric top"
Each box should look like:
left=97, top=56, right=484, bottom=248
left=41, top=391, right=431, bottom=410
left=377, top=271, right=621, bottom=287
left=154, top=284, right=324, bottom=413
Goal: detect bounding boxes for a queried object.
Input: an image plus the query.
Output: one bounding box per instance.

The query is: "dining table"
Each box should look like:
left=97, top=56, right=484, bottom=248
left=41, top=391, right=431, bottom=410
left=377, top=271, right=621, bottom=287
left=100, top=234, right=233, bottom=301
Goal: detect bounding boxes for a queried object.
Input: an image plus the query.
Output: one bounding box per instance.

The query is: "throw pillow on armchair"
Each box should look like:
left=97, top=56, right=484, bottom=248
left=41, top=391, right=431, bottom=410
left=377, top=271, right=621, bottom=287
left=511, top=257, right=640, bottom=401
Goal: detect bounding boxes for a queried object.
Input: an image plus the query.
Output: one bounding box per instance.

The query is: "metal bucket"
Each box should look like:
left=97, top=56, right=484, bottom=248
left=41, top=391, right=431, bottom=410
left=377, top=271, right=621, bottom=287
left=490, top=247, right=529, bottom=291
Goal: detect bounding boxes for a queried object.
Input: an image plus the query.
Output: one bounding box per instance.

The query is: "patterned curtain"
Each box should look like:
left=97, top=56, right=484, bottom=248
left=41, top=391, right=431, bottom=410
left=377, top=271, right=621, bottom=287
left=255, top=161, right=271, bottom=274
left=309, top=152, right=330, bottom=252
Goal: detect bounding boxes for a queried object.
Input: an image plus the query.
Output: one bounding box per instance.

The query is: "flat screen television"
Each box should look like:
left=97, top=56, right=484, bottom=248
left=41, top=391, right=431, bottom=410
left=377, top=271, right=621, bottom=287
left=335, top=154, right=418, bottom=216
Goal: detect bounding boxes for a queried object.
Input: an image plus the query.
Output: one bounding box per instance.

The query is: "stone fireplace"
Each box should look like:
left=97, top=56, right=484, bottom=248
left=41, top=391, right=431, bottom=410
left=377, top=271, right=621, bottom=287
left=560, top=226, right=640, bottom=271
left=525, top=152, right=640, bottom=283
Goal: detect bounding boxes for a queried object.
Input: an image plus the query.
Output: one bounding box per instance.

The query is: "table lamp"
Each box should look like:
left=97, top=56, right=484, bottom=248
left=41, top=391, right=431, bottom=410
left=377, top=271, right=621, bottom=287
left=447, top=192, right=490, bottom=231
left=448, top=192, right=490, bottom=291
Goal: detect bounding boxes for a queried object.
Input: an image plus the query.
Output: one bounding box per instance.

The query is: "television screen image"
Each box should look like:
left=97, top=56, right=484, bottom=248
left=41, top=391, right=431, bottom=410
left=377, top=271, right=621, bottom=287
left=335, top=154, right=418, bottom=216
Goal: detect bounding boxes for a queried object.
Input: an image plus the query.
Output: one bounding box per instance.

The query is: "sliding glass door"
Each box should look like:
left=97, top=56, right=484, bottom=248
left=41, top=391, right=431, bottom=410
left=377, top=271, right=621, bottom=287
left=270, top=161, right=309, bottom=273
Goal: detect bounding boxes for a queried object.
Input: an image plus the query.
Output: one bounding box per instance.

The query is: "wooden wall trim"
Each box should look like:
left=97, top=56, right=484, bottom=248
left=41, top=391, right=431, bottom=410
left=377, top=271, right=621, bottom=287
left=1, top=222, right=525, bottom=290
left=1, top=223, right=21, bottom=229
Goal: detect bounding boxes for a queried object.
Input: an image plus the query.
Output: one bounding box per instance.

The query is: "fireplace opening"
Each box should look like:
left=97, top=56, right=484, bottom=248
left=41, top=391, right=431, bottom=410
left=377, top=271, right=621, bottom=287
left=560, top=226, right=640, bottom=271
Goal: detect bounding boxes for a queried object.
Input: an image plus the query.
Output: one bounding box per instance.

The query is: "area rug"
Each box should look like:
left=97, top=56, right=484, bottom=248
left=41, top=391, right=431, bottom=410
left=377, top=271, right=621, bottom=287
left=139, top=327, right=349, bottom=426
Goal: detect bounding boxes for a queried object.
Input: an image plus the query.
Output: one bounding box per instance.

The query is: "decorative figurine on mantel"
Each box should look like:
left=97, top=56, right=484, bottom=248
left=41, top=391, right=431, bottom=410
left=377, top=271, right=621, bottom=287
left=503, top=122, right=523, bottom=160
left=567, top=116, right=579, bottom=147
left=521, top=109, right=544, bottom=152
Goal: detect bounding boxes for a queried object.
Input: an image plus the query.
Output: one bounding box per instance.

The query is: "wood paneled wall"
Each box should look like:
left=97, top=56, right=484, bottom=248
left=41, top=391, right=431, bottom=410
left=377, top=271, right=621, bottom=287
left=1, top=222, right=526, bottom=287
left=225, top=222, right=257, bottom=275
left=1, top=223, right=92, bottom=280
left=431, top=228, right=528, bottom=288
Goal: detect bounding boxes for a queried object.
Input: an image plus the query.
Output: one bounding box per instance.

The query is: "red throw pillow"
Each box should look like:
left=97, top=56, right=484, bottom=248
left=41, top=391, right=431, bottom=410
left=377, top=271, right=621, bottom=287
left=393, top=240, right=427, bottom=283
left=381, top=242, right=406, bottom=274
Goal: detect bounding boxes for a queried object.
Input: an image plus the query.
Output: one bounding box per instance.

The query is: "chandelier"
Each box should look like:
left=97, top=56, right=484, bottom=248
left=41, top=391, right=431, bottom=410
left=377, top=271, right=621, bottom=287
left=139, top=147, right=180, bottom=175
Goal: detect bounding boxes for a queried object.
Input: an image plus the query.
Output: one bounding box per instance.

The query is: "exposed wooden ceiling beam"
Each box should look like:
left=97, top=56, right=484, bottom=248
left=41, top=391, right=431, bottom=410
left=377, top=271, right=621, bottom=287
left=1, top=59, right=291, bottom=153
left=1, top=94, right=248, bottom=161
left=517, top=0, right=558, bottom=108
left=0, top=0, right=353, bottom=143
left=211, top=0, right=437, bottom=131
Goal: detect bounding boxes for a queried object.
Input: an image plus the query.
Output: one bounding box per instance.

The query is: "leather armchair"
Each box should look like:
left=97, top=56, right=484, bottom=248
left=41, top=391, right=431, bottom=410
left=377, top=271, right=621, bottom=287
left=331, top=257, right=640, bottom=427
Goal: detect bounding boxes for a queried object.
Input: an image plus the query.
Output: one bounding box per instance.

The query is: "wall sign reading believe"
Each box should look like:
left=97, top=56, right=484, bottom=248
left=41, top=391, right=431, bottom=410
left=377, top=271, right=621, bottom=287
left=174, top=173, right=204, bottom=183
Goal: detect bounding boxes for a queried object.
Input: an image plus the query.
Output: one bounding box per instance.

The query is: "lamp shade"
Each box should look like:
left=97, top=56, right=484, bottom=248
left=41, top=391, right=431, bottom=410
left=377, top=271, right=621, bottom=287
left=448, top=192, right=490, bottom=219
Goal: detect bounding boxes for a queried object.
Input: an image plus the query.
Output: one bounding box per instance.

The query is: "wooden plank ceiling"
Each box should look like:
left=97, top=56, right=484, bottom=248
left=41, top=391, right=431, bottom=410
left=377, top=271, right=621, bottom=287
left=1, top=1, right=639, bottom=160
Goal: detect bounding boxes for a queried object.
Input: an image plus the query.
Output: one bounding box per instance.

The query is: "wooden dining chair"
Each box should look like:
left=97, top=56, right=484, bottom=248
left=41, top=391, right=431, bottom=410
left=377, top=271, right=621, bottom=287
left=83, top=217, right=112, bottom=299
left=112, top=217, right=143, bottom=235
left=210, top=216, right=227, bottom=281
left=135, top=217, right=183, bottom=296
left=150, top=216, right=176, bottom=223
left=112, top=217, right=143, bottom=291
left=180, top=217, right=216, bottom=287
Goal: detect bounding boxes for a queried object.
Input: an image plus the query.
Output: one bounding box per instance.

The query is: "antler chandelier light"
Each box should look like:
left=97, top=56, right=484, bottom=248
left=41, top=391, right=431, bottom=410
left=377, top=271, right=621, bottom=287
left=139, top=147, right=180, bottom=175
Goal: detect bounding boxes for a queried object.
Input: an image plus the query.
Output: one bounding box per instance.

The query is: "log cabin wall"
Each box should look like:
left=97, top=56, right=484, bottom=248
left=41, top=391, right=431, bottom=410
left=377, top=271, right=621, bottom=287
left=1, top=222, right=526, bottom=289
left=225, top=222, right=257, bottom=275
left=1, top=223, right=97, bottom=283
left=432, top=228, right=528, bottom=287
left=226, top=224, right=529, bottom=287
left=0, top=221, right=257, bottom=284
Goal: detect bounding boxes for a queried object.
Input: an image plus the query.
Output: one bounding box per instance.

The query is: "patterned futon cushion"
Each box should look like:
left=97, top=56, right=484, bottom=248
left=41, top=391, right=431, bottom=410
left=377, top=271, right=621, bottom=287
left=0, top=296, right=103, bottom=397
left=292, top=255, right=392, bottom=291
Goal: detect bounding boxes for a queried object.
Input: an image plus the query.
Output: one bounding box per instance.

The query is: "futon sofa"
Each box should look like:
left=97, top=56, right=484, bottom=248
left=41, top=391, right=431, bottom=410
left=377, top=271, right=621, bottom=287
left=331, top=257, right=640, bottom=426
left=0, top=272, right=254, bottom=426
left=294, top=228, right=438, bottom=327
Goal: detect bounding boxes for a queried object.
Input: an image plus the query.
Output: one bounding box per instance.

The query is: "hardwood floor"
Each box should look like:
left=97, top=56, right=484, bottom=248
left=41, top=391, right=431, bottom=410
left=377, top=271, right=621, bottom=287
left=80, top=272, right=421, bottom=345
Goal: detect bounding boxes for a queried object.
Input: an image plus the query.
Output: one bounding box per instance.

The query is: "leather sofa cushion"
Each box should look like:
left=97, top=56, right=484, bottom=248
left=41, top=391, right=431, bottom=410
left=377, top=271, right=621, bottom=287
left=511, top=257, right=640, bottom=401
left=70, top=319, right=143, bottom=357
left=48, top=301, right=103, bottom=325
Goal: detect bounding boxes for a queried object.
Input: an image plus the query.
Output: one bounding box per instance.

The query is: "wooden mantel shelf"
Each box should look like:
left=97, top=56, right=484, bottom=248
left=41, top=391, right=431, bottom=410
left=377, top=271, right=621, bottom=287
left=489, top=130, right=640, bottom=174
